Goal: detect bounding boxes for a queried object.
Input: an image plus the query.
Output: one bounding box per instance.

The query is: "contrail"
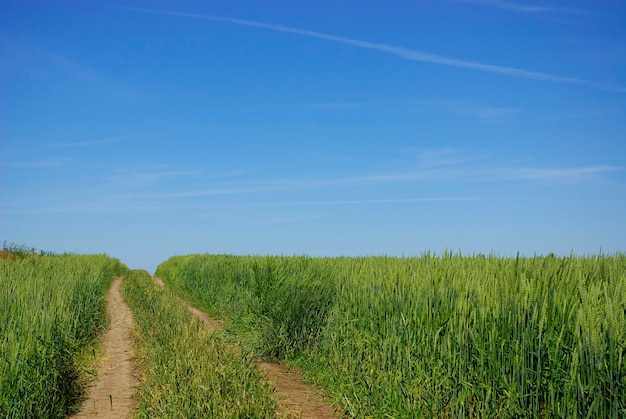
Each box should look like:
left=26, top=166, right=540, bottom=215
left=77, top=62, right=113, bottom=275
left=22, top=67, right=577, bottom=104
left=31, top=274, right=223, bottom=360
left=113, top=5, right=625, bottom=93
left=457, top=0, right=586, bottom=15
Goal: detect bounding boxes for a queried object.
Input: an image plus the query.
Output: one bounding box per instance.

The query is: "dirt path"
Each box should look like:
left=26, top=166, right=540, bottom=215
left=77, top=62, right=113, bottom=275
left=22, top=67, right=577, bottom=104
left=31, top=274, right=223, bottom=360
left=152, top=277, right=341, bottom=418
left=72, top=277, right=137, bottom=418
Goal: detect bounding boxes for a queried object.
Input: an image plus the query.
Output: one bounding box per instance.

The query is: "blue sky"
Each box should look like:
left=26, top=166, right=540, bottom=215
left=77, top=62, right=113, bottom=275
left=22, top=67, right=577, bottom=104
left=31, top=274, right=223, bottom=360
left=1, top=0, right=625, bottom=273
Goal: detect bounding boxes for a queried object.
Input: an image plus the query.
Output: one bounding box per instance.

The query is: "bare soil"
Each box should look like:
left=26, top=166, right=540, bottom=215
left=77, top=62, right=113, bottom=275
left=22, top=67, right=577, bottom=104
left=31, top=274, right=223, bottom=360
left=152, top=277, right=341, bottom=418
left=72, top=277, right=138, bottom=418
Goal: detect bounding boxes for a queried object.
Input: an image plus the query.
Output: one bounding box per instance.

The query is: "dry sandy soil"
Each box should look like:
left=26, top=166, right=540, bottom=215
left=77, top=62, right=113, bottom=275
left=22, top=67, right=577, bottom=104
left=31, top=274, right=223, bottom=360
left=72, top=276, right=340, bottom=418
left=72, top=277, right=138, bottom=418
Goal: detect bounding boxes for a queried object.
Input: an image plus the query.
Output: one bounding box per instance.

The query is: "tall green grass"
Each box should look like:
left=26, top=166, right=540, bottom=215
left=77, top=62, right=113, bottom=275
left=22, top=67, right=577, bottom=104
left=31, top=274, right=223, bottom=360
left=157, top=255, right=335, bottom=360
left=157, top=253, right=626, bottom=417
left=123, top=269, right=278, bottom=418
left=0, top=254, right=126, bottom=418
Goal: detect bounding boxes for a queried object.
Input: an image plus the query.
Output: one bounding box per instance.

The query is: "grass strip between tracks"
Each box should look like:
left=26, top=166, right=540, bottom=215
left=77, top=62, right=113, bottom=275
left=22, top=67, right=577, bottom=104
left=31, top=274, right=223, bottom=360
left=122, top=269, right=278, bottom=418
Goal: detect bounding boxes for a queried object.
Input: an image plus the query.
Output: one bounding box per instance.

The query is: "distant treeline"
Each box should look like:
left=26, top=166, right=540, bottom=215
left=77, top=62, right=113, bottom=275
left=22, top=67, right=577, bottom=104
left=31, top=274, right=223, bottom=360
left=1, top=241, right=58, bottom=259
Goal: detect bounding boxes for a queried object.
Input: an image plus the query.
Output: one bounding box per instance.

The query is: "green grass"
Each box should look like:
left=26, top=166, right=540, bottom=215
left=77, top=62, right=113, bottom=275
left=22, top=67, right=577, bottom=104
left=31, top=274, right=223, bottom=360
left=0, top=254, right=126, bottom=418
left=122, top=269, right=279, bottom=418
left=157, top=252, right=626, bottom=418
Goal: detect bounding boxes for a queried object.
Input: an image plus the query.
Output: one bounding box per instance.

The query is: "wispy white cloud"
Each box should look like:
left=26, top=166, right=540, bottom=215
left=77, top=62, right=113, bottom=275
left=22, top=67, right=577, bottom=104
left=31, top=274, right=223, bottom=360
left=102, top=169, right=201, bottom=190
left=448, top=0, right=588, bottom=26
left=228, top=197, right=494, bottom=208
left=102, top=167, right=248, bottom=186
left=414, top=147, right=485, bottom=170
left=48, top=136, right=139, bottom=148
left=5, top=150, right=620, bottom=216
left=0, top=35, right=96, bottom=81
left=115, top=6, right=624, bottom=93
left=338, top=165, right=622, bottom=185
left=139, top=183, right=285, bottom=199
left=136, top=188, right=253, bottom=199
left=3, top=158, right=71, bottom=169
left=406, top=148, right=623, bottom=182
left=456, top=0, right=570, bottom=13
left=104, top=168, right=201, bottom=181
left=212, top=169, right=250, bottom=178
left=2, top=193, right=497, bottom=215
left=458, top=105, right=521, bottom=121
left=494, top=165, right=623, bottom=181
left=265, top=100, right=432, bottom=110
left=113, top=159, right=622, bottom=203
left=436, top=101, right=522, bottom=121
left=256, top=213, right=324, bottom=224
left=268, top=99, right=522, bottom=122
left=538, top=108, right=621, bottom=121
left=0, top=35, right=139, bottom=97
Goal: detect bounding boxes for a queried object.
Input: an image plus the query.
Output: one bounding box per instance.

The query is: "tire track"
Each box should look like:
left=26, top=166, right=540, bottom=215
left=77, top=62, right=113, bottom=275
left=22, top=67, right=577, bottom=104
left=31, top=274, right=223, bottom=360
left=72, top=277, right=137, bottom=418
left=152, top=277, right=341, bottom=418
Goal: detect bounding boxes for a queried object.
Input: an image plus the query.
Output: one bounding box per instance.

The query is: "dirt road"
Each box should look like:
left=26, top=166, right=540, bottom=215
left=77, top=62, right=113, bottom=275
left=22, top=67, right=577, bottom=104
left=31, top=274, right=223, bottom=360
left=72, top=277, right=137, bottom=418
left=152, top=277, right=341, bottom=418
